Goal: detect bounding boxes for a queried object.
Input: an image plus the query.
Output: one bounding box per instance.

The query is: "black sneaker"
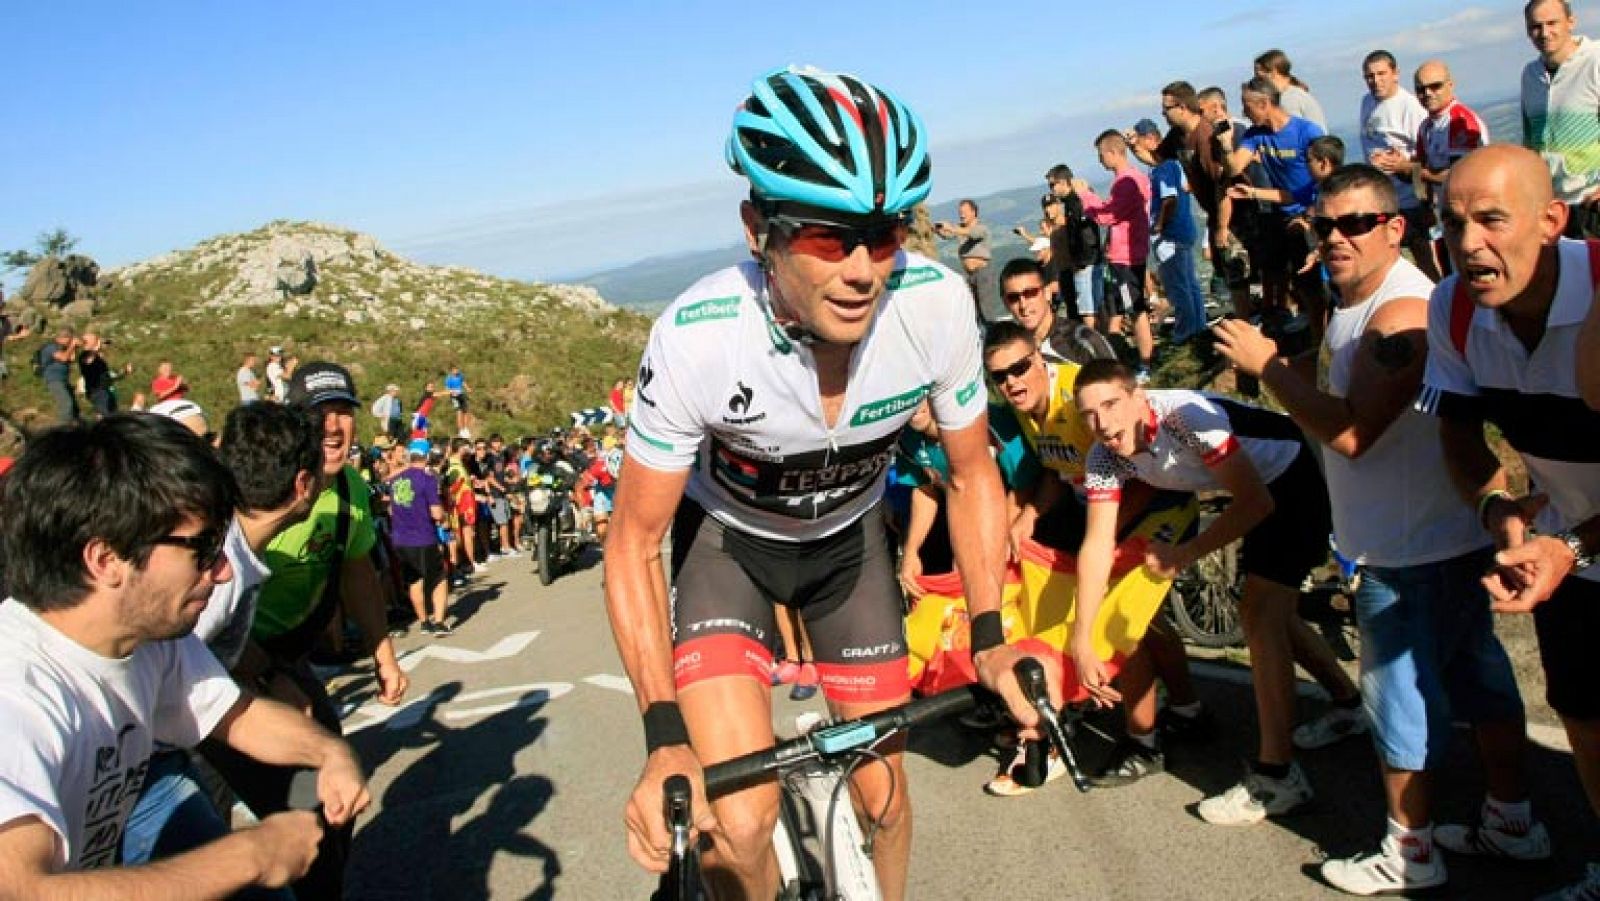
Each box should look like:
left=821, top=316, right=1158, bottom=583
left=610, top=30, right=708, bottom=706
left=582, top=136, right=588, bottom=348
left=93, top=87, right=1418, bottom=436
left=1095, top=738, right=1165, bottom=788
left=420, top=620, right=439, bottom=636
left=432, top=619, right=454, bottom=636
left=1157, top=705, right=1215, bottom=742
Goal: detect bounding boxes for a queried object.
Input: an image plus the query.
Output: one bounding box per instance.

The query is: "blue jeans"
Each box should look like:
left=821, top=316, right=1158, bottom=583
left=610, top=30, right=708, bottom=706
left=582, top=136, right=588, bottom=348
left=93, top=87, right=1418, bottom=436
left=1156, top=240, right=1206, bottom=342
left=123, top=750, right=294, bottom=899
left=1354, top=547, right=1525, bottom=771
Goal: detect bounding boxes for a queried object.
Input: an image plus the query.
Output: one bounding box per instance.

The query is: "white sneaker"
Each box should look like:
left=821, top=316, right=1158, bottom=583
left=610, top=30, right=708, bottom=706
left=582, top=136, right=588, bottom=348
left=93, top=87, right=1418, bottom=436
left=1321, top=835, right=1446, bottom=896
left=1197, top=761, right=1313, bottom=825
left=1537, top=863, right=1600, bottom=901
left=1293, top=704, right=1368, bottom=751
left=1434, top=819, right=1552, bottom=861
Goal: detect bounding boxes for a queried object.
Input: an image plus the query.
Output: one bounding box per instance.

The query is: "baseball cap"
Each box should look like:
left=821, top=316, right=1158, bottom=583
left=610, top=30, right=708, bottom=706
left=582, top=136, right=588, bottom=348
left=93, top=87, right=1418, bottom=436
left=1132, top=118, right=1162, bottom=137
left=408, top=439, right=432, bottom=457
left=286, top=361, right=359, bottom=407
left=269, top=346, right=283, bottom=356
left=149, top=398, right=205, bottom=424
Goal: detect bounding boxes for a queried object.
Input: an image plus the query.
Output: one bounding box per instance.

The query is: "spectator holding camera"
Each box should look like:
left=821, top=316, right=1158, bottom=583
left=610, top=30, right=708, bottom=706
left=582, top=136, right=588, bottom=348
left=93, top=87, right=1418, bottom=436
left=37, top=326, right=79, bottom=423
left=935, top=199, right=1002, bottom=323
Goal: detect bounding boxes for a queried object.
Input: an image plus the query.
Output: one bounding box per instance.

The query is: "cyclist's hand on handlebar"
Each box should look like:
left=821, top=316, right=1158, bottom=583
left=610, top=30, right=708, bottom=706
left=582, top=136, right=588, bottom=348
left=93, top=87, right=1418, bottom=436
left=1072, top=639, right=1121, bottom=708
left=975, top=644, right=1063, bottom=739
left=624, top=745, right=717, bottom=874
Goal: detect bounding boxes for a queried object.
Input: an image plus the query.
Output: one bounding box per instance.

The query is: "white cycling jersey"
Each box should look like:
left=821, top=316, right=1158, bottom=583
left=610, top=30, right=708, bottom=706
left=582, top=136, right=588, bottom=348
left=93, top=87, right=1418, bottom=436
left=1083, top=389, right=1303, bottom=502
left=626, top=254, right=987, bottom=542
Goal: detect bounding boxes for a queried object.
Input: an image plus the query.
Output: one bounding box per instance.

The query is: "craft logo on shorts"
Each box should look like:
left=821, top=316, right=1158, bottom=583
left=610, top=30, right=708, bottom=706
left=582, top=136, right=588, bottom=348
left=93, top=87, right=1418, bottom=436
left=675, top=295, right=741, bottom=327
left=886, top=266, right=943, bottom=291
left=850, top=384, right=930, bottom=427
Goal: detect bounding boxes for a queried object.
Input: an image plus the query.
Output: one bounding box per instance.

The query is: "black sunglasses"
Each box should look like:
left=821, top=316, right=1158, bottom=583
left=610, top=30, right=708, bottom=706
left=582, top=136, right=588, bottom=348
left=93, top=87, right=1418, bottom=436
left=151, top=527, right=227, bottom=571
left=1311, top=212, right=1395, bottom=240
left=987, top=355, right=1036, bottom=384
left=1415, top=80, right=1447, bottom=94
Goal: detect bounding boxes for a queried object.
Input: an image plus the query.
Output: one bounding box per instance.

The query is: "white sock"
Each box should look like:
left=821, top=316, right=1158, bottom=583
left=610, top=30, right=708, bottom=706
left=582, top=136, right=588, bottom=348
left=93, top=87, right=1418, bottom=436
left=1386, top=817, right=1434, bottom=862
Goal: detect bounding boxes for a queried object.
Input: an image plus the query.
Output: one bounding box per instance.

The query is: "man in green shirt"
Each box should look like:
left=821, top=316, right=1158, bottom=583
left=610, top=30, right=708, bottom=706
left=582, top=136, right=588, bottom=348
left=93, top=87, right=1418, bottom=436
left=224, top=361, right=407, bottom=900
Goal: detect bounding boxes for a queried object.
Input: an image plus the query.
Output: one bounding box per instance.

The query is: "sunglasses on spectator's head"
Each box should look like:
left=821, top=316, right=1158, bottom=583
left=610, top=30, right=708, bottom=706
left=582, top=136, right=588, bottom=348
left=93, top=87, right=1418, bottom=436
left=769, top=217, right=906, bottom=262
left=1003, top=284, right=1045, bottom=304
left=1311, top=212, right=1395, bottom=240
left=151, top=527, right=227, bottom=571
left=987, top=354, right=1036, bottom=384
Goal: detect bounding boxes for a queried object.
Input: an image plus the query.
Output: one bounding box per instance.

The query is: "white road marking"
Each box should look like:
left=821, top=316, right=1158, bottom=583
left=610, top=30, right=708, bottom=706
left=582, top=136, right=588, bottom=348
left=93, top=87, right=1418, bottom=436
left=444, top=683, right=573, bottom=721
left=584, top=674, right=635, bottom=695
left=343, top=685, right=454, bottom=734
left=397, top=630, right=541, bottom=673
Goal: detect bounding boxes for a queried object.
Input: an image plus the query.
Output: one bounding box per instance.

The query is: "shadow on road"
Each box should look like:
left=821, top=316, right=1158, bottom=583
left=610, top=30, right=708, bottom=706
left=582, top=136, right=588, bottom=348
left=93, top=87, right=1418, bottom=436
left=1159, top=666, right=1591, bottom=900
left=346, top=681, right=562, bottom=899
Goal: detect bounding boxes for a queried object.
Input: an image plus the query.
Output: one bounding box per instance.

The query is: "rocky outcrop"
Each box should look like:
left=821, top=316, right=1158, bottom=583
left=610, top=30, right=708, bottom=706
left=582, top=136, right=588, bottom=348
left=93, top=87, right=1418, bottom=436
left=17, top=255, right=99, bottom=307
left=109, top=221, right=615, bottom=320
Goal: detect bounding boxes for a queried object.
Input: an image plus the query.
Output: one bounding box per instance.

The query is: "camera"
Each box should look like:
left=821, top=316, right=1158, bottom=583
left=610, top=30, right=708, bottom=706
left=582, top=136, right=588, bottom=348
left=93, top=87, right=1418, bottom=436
left=1213, top=118, right=1232, bottom=135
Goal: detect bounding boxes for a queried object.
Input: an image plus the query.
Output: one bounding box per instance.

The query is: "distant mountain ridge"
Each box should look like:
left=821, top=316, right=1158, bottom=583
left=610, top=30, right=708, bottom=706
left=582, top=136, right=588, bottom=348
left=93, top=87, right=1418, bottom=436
left=584, top=98, right=1523, bottom=312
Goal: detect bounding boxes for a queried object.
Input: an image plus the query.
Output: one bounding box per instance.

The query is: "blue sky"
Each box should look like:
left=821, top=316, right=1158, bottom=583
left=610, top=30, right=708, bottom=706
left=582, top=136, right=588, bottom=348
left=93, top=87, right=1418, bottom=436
left=2, top=1, right=1541, bottom=285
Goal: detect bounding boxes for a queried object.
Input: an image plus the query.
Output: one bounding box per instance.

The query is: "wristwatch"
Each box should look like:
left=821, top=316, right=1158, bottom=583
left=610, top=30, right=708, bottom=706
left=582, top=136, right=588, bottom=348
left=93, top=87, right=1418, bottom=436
left=1551, top=530, right=1595, bottom=571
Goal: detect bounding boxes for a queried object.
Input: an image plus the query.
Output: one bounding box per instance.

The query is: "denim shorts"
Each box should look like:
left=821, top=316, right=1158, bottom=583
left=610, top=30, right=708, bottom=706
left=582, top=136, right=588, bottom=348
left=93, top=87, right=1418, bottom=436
left=1071, top=264, right=1103, bottom=318
left=1354, top=546, right=1525, bottom=771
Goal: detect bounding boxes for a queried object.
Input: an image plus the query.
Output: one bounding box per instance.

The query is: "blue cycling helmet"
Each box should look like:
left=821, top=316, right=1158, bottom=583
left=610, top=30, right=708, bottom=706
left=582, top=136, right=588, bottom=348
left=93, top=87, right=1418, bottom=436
left=727, top=65, right=931, bottom=222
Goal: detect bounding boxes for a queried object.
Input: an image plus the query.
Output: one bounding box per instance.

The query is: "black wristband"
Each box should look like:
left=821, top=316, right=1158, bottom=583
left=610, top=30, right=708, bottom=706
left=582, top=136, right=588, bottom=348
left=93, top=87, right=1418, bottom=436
left=642, top=702, right=690, bottom=754
left=970, top=611, right=1005, bottom=657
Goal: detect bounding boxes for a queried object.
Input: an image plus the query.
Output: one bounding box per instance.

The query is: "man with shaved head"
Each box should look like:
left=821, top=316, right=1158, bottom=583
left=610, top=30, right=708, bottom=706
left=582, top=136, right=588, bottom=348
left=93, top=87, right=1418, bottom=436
left=1419, top=144, right=1600, bottom=899
left=1404, top=61, right=1489, bottom=275
left=1522, top=0, right=1600, bottom=238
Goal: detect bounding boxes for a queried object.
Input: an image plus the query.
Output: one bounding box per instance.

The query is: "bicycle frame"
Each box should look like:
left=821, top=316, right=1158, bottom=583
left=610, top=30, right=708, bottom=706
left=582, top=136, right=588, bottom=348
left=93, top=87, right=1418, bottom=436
left=653, top=686, right=981, bottom=901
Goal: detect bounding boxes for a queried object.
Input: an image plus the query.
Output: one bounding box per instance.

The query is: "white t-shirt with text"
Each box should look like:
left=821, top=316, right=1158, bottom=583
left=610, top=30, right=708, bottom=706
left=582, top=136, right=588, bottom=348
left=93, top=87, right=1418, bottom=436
left=0, top=601, right=240, bottom=869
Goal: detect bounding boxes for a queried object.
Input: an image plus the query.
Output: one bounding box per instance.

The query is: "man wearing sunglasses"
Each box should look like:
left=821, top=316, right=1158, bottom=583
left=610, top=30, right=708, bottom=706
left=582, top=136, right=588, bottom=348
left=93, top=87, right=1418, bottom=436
left=0, top=414, right=370, bottom=897
left=1420, top=143, right=1600, bottom=900
left=608, top=65, right=1046, bottom=900
left=1215, top=164, right=1539, bottom=895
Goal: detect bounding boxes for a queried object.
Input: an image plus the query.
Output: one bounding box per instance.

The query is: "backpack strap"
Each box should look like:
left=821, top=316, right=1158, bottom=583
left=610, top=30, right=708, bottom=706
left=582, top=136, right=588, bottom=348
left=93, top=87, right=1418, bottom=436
left=1447, top=277, right=1474, bottom=357
left=1453, top=238, right=1600, bottom=357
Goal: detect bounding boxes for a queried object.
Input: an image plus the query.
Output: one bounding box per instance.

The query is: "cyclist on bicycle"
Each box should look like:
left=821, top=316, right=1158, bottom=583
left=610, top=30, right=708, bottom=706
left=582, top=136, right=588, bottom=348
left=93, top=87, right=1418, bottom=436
left=605, top=65, right=1053, bottom=899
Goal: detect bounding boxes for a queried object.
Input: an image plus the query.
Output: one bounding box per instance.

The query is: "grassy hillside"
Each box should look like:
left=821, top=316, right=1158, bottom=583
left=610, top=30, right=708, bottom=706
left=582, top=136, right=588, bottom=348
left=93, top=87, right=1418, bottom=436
left=0, top=221, right=651, bottom=444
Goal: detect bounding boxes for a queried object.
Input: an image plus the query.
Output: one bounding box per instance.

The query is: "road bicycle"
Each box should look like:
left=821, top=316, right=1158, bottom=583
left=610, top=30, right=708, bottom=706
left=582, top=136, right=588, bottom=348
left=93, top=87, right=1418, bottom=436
left=654, top=659, right=1089, bottom=900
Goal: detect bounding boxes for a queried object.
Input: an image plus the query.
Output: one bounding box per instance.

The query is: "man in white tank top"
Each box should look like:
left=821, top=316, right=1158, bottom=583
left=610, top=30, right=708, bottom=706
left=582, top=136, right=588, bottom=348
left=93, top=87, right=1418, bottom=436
left=1214, top=164, right=1543, bottom=896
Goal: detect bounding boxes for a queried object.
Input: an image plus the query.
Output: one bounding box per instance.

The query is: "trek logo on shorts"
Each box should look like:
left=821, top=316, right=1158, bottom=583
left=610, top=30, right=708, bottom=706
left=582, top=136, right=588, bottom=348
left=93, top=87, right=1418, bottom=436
left=674, top=295, right=741, bottom=327
left=886, top=266, right=943, bottom=291
left=850, top=384, right=930, bottom=427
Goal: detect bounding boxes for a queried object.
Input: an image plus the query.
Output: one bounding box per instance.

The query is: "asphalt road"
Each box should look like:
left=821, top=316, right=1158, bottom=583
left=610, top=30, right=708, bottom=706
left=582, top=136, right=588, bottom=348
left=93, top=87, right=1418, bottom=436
left=329, top=548, right=1594, bottom=900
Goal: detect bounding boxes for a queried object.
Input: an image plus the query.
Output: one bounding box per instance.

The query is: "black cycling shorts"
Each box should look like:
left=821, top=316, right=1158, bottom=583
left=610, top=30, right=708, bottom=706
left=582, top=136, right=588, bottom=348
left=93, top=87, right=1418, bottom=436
left=670, top=500, right=909, bottom=705
left=1240, top=445, right=1331, bottom=590
left=1533, top=575, right=1600, bottom=720
left=1107, top=263, right=1151, bottom=316
left=394, top=543, right=444, bottom=597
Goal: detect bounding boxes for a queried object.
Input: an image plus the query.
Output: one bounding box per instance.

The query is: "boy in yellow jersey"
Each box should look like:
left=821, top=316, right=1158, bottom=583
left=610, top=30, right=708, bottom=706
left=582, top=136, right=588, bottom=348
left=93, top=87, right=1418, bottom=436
left=984, top=316, right=1208, bottom=787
